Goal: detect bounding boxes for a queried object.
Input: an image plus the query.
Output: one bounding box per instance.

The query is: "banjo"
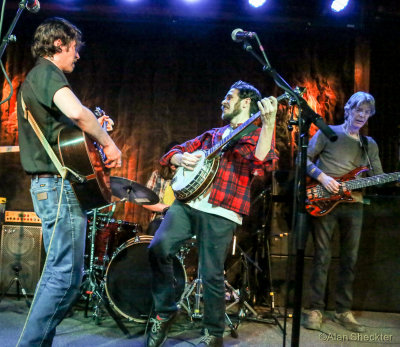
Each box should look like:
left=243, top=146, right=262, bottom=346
left=171, top=93, right=290, bottom=202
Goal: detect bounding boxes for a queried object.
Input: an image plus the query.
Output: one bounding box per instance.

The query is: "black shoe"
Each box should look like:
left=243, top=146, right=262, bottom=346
left=197, top=330, right=223, bottom=347
left=146, top=312, right=178, bottom=347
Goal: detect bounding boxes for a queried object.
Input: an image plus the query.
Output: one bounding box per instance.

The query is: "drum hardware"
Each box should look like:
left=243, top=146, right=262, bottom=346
left=86, top=200, right=117, bottom=218
left=81, top=206, right=130, bottom=336
left=179, top=260, right=238, bottom=338
left=226, top=241, right=286, bottom=334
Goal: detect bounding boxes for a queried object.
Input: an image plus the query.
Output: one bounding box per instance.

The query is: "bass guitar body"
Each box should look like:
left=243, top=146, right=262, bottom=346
left=58, top=127, right=111, bottom=210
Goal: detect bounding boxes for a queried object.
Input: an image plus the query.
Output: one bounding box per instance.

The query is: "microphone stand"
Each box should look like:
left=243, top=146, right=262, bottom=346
left=0, top=1, right=32, bottom=60
left=0, top=1, right=36, bottom=106
left=237, top=37, right=337, bottom=347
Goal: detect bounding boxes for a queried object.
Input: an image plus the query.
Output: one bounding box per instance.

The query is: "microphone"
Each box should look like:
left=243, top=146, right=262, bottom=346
left=26, top=0, right=40, bottom=13
left=231, top=28, right=256, bottom=43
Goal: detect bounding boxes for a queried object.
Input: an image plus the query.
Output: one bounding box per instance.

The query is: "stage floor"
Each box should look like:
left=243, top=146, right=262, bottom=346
left=0, top=296, right=399, bottom=346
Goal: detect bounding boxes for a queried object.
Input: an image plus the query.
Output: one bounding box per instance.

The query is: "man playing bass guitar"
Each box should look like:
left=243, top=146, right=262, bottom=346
left=146, top=81, right=278, bottom=347
left=16, top=17, right=121, bottom=346
left=304, top=92, right=383, bottom=333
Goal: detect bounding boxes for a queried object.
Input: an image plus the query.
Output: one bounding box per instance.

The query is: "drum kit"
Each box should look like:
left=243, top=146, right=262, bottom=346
left=80, top=176, right=197, bottom=333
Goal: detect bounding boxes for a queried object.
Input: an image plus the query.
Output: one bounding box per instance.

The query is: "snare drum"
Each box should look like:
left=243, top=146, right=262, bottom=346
left=104, top=235, right=186, bottom=322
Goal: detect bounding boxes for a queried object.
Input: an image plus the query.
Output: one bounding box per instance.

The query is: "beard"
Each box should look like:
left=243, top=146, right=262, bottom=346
left=221, top=100, right=241, bottom=122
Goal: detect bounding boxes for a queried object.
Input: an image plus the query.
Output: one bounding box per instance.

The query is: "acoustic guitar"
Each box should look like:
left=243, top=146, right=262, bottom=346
left=57, top=107, right=112, bottom=210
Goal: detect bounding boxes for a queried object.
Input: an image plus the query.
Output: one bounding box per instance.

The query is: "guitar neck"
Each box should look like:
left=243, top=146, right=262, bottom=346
left=205, top=93, right=287, bottom=159
left=344, top=172, right=400, bottom=190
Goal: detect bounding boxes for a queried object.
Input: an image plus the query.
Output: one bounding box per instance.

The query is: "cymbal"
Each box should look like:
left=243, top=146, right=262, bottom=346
left=110, top=176, right=159, bottom=205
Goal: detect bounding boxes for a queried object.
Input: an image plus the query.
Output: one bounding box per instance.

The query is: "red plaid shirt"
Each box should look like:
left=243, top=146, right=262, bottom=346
left=160, top=124, right=278, bottom=216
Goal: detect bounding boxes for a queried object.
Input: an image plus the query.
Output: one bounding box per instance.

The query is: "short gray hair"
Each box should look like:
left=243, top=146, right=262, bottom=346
left=344, top=92, right=375, bottom=120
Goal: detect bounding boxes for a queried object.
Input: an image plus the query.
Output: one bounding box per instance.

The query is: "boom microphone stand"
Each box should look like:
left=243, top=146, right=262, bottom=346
left=253, top=185, right=288, bottom=333
left=180, top=259, right=239, bottom=338
left=0, top=1, right=39, bottom=107
left=226, top=242, right=283, bottom=331
left=231, top=28, right=337, bottom=346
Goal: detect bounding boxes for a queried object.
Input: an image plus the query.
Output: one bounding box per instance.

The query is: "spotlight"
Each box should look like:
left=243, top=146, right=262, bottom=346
left=249, top=0, right=267, bottom=8
left=331, top=0, right=349, bottom=12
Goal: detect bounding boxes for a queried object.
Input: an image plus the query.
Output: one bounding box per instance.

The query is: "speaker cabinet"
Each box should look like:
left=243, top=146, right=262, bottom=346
left=0, top=224, right=43, bottom=295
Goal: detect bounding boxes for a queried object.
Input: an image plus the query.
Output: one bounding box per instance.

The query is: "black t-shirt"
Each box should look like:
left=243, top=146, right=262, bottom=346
left=17, top=58, right=76, bottom=173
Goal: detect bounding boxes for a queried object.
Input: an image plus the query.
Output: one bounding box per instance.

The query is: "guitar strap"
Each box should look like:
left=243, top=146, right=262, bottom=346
left=360, top=135, right=375, bottom=175
left=21, top=93, right=68, bottom=179
left=220, top=124, right=258, bottom=154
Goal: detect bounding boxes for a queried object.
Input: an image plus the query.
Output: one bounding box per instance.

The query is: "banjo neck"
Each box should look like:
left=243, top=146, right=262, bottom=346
left=205, top=93, right=288, bottom=159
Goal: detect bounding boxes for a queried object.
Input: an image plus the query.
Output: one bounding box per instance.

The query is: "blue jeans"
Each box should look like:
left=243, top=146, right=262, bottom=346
left=309, top=203, right=363, bottom=313
left=17, top=177, right=87, bottom=347
left=148, top=200, right=236, bottom=337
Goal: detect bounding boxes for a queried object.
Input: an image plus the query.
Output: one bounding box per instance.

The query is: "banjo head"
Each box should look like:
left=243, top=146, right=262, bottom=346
left=171, top=150, right=206, bottom=192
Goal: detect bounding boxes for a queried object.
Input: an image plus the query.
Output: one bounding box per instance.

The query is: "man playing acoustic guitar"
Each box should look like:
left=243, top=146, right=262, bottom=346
left=304, top=92, right=383, bottom=333
left=16, top=17, right=121, bottom=346
left=146, top=81, right=278, bottom=347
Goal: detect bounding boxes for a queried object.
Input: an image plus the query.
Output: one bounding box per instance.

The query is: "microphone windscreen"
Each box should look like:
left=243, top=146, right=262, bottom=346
left=231, top=28, right=243, bottom=42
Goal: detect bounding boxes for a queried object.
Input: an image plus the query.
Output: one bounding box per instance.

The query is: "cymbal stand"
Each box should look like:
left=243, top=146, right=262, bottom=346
left=260, top=235, right=287, bottom=333
left=226, top=243, right=285, bottom=334
left=258, top=186, right=289, bottom=334
left=82, top=205, right=130, bottom=336
left=82, top=208, right=110, bottom=319
left=179, top=259, right=238, bottom=338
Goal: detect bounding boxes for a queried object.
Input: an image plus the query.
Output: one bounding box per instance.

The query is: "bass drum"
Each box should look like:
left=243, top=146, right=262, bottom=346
left=105, top=235, right=186, bottom=322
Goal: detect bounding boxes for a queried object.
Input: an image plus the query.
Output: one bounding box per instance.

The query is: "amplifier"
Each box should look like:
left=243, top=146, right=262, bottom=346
left=4, top=211, right=41, bottom=224
left=0, top=224, right=43, bottom=295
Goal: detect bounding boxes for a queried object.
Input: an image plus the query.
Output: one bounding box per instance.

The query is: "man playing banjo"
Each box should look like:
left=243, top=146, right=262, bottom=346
left=146, top=80, right=278, bottom=347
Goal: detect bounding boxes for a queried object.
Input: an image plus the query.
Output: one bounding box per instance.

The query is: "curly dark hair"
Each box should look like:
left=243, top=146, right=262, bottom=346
left=230, top=80, right=262, bottom=115
left=31, top=17, right=83, bottom=59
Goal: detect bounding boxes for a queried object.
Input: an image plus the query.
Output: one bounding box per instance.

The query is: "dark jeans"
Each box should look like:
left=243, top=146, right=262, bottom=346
left=148, top=200, right=236, bottom=337
left=309, top=203, right=363, bottom=313
left=18, top=177, right=87, bottom=346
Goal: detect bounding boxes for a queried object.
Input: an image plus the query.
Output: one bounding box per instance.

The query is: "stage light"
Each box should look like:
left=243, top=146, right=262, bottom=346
left=331, top=0, right=349, bottom=12
left=249, top=0, right=267, bottom=8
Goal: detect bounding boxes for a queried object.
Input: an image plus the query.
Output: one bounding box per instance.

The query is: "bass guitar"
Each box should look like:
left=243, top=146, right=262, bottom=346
left=305, top=166, right=400, bottom=217
left=57, top=107, right=112, bottom=211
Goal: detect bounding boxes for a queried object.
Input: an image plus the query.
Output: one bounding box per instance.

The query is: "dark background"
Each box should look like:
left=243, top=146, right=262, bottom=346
left=0, top=0, right=399, bottom=311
